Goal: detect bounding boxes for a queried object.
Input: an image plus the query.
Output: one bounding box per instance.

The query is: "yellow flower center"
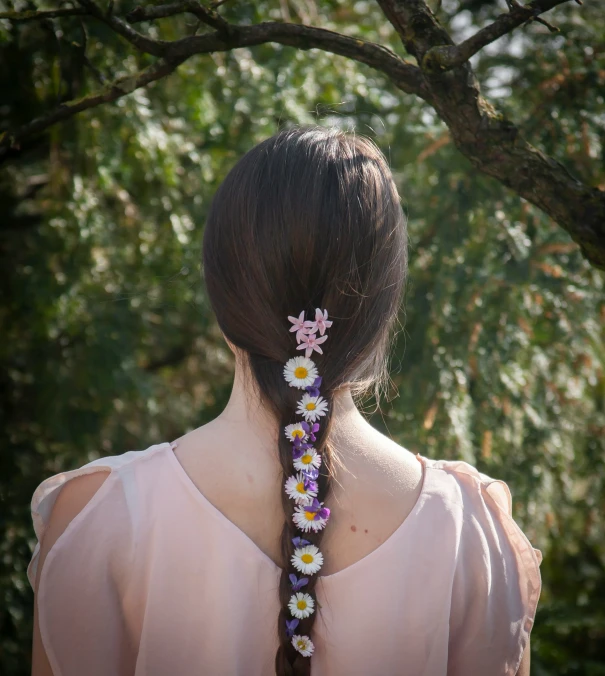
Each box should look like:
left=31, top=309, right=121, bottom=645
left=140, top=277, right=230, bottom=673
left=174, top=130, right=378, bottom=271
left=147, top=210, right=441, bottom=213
left=297, top=640, right=306, bottom=649
left=301, top=553, right=313, bottom=564
left=296, top=482, right=306, bottom=494
left=297, top=600, right=307, bottom=610
left=305, top=511, right=315, bottom=521
left=294, top=367, right=308, bottom=379
left=292, top=429, right=304, bottom=439
left=301, top=454, right=312, bottom=464
left=305, top=402, right=316, bottom=410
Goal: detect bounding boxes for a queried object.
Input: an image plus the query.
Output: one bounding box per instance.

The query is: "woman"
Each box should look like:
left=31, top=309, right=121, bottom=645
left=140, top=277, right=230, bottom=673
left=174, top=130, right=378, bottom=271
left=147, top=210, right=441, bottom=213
left=30, top=126, right=541, bottom=675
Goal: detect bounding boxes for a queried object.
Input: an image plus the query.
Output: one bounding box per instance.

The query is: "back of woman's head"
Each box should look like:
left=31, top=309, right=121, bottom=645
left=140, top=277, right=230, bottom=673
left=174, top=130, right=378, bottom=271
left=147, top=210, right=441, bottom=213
left=202, top=125, right=407, bottom=675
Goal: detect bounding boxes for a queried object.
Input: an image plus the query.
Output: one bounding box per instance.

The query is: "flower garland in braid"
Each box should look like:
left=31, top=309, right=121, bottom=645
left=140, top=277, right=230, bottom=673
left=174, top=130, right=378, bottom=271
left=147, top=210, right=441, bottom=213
left=281, top=308, right=333, bottom=658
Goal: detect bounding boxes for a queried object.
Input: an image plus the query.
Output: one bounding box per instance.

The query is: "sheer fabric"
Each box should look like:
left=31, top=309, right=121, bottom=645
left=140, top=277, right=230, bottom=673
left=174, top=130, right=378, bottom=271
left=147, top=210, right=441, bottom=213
left=29, top=442, right=541, bottom=676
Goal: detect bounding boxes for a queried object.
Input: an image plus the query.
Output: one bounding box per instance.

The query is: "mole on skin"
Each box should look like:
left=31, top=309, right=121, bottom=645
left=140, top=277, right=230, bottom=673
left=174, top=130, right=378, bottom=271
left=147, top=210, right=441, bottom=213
left=351, top=525, right=357, bottom=532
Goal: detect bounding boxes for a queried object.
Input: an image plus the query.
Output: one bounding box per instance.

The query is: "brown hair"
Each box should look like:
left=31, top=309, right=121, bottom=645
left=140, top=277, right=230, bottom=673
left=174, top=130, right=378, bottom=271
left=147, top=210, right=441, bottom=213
left=202, top=125, right=407, bottom=675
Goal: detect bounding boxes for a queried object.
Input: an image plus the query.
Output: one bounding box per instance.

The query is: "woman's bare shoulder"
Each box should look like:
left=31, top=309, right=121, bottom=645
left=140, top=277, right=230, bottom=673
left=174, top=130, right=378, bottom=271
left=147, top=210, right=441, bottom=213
left=332, top=421, right=423, bottom=495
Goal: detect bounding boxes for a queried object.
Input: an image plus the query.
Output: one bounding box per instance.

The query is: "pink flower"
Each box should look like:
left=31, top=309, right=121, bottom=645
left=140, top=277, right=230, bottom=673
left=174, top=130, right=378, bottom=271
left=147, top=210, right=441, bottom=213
left=296, top=332, right=328, bottom=359
left=304, top=309, right=333, bottom=336
left=288, top=311, right=310, bottom=344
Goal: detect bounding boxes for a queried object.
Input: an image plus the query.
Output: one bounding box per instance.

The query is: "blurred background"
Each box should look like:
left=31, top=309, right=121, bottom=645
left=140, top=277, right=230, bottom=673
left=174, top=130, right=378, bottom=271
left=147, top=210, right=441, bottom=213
left=1, top=0, right=604, bottom=673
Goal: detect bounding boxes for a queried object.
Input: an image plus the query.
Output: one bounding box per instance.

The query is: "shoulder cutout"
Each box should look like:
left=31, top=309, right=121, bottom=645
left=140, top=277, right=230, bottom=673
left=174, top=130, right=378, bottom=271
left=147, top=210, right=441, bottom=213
left=31, top=471, right=111, bottom=675
left=33, top=472, right=110, bottom=592
left=29, top=445, right=169, bottom=676
left=28, top=442, right=169, bottom=588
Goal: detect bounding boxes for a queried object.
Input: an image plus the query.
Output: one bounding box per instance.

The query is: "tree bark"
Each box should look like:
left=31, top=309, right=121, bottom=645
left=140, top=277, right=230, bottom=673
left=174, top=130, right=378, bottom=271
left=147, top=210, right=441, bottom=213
left=376, top=0, right=604, bottom=268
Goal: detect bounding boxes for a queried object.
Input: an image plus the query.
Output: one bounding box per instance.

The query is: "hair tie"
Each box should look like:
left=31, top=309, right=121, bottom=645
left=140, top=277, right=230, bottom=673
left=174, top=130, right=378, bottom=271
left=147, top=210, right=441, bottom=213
left=282, top=308, right=333, bottom=658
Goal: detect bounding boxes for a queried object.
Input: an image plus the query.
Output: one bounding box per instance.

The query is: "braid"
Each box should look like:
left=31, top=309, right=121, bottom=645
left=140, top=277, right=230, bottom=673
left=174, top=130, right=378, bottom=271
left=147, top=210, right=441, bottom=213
left=249, top=310, right=336, bottom=676
left=275, top=396, right=335, bottom=675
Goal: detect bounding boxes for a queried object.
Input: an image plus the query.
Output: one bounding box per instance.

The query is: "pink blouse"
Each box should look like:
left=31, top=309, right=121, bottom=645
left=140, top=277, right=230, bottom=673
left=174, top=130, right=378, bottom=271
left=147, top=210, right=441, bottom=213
left=29, top=441, right=541, bottom=676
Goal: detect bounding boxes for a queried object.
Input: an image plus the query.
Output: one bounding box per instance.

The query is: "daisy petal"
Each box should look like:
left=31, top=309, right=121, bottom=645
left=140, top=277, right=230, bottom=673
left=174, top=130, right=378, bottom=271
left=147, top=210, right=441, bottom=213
left=283, top=356, right=318, bottom=390
left=291, top=634, right=314, bottom=657
left=291, top=545, right=324, bottom=575
left=288, top=592, right=315, bottom=619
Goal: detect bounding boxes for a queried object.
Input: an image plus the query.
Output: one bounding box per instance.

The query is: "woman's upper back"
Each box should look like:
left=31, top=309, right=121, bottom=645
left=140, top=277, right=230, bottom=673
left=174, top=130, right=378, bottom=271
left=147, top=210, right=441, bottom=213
left=170, top=414, right=425, bottom=578
left=29, top=434, right=541, bottom=676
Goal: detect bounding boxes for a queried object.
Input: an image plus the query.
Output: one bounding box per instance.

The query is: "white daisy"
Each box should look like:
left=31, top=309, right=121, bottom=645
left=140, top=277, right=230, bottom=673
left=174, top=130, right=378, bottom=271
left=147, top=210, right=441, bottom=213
left=291, top=634, right=314, bottom=657
left=291, top=544, right=324, bottom=575
left=288, top=592, right=315, bottom=619
left=284, top=473, right=318, bottom=505
left=293, top=504, right=329, bottom=532
left=284, top=423, right=308, bottom=444
left=296, top=394, right=328, bottom=423
left=283, top=356, right=318, bottom=389
left=293, top=447, right=321, bottom=472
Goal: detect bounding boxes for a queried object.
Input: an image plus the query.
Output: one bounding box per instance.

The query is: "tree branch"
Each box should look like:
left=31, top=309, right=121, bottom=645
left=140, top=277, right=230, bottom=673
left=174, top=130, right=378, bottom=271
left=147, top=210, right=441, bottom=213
left=0, top=57, right=185, bottom=154
left=422, top=0, right=572, bottom=73
left=73, top=18, right=108, bottom=84
left=166, top=22, right=428, bottom=97
left=0, top=21, right=426, bottom=156
left=126, top=0, right=234, bottom=36
left=75, top=0, right=169, bottom=56
left=0, top=8, right=86, bottom=21
left=376, top=0, right=455, bottom=61
left=125, top=1, right=186, bottom=22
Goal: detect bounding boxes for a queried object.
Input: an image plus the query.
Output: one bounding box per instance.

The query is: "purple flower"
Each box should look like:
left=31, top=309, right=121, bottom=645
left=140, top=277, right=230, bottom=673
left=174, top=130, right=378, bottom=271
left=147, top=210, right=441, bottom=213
left=292, top=536, right=311, bottom=547
left=316, top=506, right=330, bottom=520
left=305, top=377, right=322, bottom=398
left=300, top=421, right=320, bottom=443
left=303, top=478, right=318, bottom=493
left=289, top=573, right=309, bottom=591
left=285, top=618, right=300, bottom=638
left=308, top=422, right=320, bottom=442
left=292, top=443, right=311, bottom=460
left=305, top=498, right=331, bottom=522
left=302, top=467, right=319, bottom=481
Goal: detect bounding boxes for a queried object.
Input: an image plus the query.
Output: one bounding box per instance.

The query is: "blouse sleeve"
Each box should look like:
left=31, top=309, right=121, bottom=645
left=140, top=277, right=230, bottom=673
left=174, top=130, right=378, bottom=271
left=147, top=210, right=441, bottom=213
left=443, top=461, right=542, bottom=676
left=29, top=455, right=139, bottom=676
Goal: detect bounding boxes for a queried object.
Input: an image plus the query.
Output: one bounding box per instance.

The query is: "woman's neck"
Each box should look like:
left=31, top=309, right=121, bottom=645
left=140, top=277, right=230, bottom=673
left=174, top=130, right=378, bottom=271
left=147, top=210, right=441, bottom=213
left=214, top=357, right=367, bottom=455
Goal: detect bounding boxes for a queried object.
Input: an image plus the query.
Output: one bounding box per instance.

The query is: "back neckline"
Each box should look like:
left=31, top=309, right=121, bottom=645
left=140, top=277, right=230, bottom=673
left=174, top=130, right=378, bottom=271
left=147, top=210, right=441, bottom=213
left=161, top=441, right=428, bottom=583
